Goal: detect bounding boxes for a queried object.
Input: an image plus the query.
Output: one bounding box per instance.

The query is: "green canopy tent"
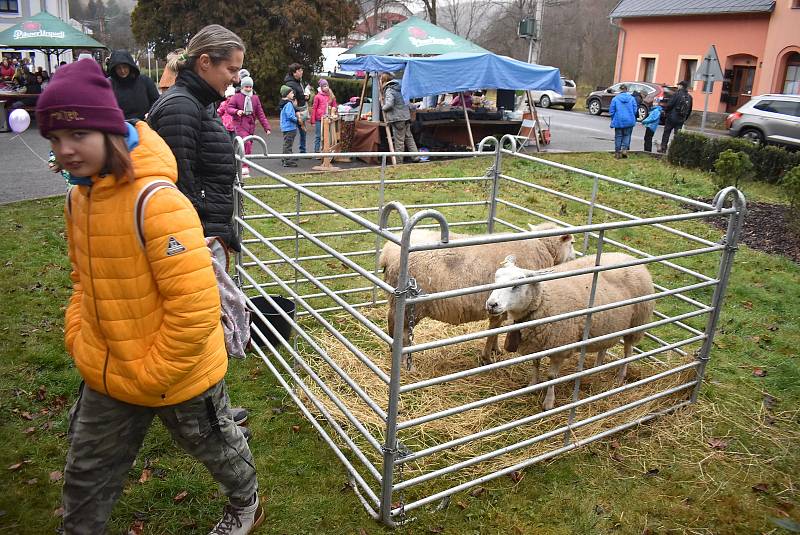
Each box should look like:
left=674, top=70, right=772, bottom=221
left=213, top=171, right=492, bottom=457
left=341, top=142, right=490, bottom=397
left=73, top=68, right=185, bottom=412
left=346, top=16, right=489, bottom=55
left=0, top=11, right=106, bottom=71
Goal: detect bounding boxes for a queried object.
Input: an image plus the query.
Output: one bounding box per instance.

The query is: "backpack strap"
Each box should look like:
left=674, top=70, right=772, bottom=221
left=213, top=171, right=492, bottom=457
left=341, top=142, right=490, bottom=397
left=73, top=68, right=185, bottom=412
left=65, top=186, right=74, bottom=220
left=134, top=180, right=177, bottom=249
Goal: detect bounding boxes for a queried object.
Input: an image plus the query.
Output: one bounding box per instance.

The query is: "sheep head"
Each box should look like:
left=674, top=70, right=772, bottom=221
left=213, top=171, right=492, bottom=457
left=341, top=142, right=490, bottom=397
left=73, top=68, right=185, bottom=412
left=529, top=223, right=576, bottom=265
left=486, top=255, right=547, bottom=321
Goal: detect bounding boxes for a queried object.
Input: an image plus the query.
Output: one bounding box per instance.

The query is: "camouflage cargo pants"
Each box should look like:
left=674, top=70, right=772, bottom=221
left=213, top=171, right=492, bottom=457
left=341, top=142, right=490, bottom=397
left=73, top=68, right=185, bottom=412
left=62, top=380, right=257, bottom=534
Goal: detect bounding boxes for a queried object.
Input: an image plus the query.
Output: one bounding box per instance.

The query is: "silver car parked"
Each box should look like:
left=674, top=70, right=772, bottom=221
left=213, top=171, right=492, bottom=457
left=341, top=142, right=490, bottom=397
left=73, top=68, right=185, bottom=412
left=726, top=94, right=800, bottom=148
left=530, top=77, right=576, bottom=110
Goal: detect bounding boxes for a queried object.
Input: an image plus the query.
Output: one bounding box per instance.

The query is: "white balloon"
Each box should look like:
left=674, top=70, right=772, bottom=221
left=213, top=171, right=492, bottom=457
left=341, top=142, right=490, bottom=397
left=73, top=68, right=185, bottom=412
left=9, top=109, right=31, bottom=134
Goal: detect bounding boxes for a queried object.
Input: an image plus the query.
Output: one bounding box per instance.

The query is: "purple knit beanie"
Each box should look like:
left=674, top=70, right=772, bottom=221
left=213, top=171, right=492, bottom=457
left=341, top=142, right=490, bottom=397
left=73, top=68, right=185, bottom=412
left=36, top=59, right=127, bottom=138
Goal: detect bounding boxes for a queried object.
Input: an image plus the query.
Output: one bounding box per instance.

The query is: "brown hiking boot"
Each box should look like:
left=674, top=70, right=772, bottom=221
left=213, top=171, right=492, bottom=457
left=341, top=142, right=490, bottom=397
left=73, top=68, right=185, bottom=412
left=208, top=496, right=264, bottom=534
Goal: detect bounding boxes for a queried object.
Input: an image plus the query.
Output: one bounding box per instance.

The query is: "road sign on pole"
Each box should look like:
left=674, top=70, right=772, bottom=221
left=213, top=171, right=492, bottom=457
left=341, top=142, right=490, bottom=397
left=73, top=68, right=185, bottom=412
left=692, top=45, right=724, bottom=133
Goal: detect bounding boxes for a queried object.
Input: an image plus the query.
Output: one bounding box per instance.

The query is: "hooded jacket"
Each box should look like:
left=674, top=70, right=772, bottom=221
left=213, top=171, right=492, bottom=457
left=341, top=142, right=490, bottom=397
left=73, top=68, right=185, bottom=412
left=227, top=90, right=271, bottom=137
left=108, top=50, right=159, bottom=120
left=664, top=88, right=693, bottom=124
left=641, top=105, right=662, bottom=132
left=283, top=72, right=307, bottom=108
left=609, top=91, right=638, bottom=129
left=382, top=79, right=409, bottom=123
left=64, top=121, right=227, bottom=407
left=147, top=69, right=239, bottom=251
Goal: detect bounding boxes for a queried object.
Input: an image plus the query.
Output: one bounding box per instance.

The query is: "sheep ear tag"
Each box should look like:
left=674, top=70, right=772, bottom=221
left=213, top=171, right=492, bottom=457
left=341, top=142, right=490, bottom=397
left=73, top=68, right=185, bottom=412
left=505, top=330, right=521, bottom=352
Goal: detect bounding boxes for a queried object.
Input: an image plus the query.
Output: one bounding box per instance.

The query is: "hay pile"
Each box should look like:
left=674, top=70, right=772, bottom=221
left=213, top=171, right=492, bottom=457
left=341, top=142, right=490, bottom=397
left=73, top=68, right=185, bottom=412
left=294, top=304, right=697, bottom=496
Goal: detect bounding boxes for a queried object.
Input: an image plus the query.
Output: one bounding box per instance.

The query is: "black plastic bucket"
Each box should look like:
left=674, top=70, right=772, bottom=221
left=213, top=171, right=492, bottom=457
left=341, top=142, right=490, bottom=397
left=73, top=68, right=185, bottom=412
left=249, top=295, right=295, bottom=347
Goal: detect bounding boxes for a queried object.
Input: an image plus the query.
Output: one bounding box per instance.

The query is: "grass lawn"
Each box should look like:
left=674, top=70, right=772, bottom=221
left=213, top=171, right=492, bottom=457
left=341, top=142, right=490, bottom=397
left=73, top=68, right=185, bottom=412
left=0, top=153, right=798, bottom=534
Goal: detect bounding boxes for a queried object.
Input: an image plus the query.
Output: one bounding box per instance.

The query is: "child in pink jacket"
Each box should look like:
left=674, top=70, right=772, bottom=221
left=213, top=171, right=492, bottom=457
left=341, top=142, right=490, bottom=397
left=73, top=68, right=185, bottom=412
left=311, top=79, right=337, bottom=153
left=217, top=87, right=236, bottom=142
left=227, top=76, right=271, bottom=176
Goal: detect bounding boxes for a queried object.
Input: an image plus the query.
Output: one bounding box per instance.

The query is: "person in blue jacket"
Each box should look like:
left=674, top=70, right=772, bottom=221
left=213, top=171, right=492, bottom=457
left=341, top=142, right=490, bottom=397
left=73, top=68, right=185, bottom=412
left=279, top=85, right=301, bottom=167
left=641, top=97, right=663, bottom=153
left=609, top=84, right=638, bottom=159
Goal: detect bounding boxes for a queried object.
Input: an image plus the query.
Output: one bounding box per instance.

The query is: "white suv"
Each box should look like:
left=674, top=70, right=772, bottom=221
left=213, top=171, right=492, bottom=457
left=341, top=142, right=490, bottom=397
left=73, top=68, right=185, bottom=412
left=530, top=77, right=577, bottom=110
left=726, top=94, right=800, bottom=148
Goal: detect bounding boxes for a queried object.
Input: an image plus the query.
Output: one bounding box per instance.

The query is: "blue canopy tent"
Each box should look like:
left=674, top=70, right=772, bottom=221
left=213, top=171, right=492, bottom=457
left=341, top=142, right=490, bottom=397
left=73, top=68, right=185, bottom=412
left=339, top=52, right=562, bottom=100
left=338, top=52, right=561, bottom=149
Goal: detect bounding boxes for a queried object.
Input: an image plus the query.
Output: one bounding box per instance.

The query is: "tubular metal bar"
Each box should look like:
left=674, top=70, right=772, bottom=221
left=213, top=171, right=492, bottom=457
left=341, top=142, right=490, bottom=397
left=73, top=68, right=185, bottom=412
left=396, top=399, right=693, bottom=515
left=249, top=294, right=380, bottom=446
left=236, top=175, right=401, bottom=244
left=396, top=318, right=706, bottom=431
left=495, top=197, right=719, bottom=283
left=497, top=180, right=718, bottom=248
left=692, top=187, right=747, bottom=402
left=407, top=245, right=722, bottom=306
left=487, top=134, right=502, bottom=233
left=242, top=271, right=367, bottom=291
left=399, top=359, right=701, bottom=465
left=403, top=279, right=717, bottom=358
left=249, top=322, right=384, bottom=474
left=566, top=230, right=606, bottom=442
left=296, top=299, right=389, bottom=316
left=239, top=245, right=391, bottom=387
left=395, top=380, right=697, bottom=491
left=297, top=286, right=378, bottom=301
left=643, top=330, right=691, bottom=356
left=500, top=149, right=714, bottom=210
left=494, top=213, right=719, bottom=294
left=245, top=220, right=488, bottom=243
left=236, top=202, right=393, bottom=294
left=583, top=175, right=601, bottom=254
left=652, top=309, right=705, bottom=337
left=238, top=227, right=391, bottom=345
left=379, top=208, right=452, bottom=524
left=399, top=308, right=709, bottom=397
left=245, top=148, right=485, bottom=159
left=240, top=200, right=487, bottom=221
left=248, top=326, right=383, bottom=500
left=243, top=176, right=491, bottom=190
left=240, top=248, right=381, bottom=266
left=405, top=208, right=733, bottom=255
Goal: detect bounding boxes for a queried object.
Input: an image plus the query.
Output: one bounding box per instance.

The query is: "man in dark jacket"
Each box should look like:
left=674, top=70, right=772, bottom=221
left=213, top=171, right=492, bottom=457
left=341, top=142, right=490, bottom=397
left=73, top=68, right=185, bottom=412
left=659, top=80, right=693, bottom=153
left=108, top=50, right=159, bottom=120
left=283, top=63, right=308, bottom=153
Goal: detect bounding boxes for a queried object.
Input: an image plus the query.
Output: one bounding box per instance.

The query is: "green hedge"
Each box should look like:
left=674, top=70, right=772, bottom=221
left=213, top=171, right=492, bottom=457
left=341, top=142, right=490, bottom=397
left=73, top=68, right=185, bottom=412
left=667, top=130, right=800, bottom=183
left=783, top=165, right=800, bottom=231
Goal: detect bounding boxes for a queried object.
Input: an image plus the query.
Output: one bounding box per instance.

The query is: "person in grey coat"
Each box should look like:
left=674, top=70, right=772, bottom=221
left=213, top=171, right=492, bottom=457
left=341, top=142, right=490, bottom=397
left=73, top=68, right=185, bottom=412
left=380, top=72, right=419, bottom=162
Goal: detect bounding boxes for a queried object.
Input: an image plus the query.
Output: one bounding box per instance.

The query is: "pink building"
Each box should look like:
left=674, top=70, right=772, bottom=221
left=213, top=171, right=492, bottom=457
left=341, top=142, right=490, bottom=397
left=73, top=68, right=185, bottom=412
left=610, top=0, right=800, bottom=113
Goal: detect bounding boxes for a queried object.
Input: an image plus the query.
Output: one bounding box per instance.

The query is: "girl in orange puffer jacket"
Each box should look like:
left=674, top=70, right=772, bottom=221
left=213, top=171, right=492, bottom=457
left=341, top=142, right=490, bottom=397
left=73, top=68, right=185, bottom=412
left=37, top=58, right=261, bottom=534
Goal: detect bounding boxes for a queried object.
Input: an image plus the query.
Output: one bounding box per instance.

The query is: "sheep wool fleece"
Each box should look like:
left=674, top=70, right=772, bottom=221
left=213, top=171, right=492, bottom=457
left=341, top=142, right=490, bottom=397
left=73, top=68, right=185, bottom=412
left=64, top=121, right=228, bottom=407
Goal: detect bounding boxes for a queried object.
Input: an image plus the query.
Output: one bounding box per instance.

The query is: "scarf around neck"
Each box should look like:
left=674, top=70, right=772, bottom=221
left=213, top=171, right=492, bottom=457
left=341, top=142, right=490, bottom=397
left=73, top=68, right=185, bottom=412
left=243, top=91, right=253, bottom=115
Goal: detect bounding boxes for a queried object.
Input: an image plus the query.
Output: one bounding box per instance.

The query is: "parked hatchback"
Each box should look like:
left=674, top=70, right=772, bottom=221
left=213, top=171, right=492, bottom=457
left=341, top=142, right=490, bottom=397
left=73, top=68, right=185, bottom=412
left=586, top=82, right=676, bottom=121
left=726, top=94, right=800, bottom=148
left=530, top=77, right=577, bottom=110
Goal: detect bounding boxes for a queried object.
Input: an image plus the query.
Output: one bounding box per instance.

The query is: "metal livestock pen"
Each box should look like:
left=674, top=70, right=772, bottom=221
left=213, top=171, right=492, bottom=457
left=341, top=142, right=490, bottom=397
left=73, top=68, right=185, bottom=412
left=232, top=135, right=745, bottom=527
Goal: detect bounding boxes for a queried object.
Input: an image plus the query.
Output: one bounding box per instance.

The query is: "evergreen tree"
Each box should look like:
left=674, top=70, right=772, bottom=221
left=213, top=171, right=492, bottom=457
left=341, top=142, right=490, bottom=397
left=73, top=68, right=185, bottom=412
left=131, top=0, right=358, bottom=106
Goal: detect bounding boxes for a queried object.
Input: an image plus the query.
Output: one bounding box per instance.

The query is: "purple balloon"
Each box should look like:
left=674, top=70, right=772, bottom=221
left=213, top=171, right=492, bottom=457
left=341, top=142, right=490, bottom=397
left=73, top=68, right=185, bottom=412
left=9, top=109, right=31, bottom=134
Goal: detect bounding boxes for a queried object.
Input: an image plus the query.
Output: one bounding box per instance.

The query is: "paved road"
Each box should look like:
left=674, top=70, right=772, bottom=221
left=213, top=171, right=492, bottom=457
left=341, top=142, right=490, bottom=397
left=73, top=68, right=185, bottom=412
left=0, top=111, right=727, bottom=205
left=536, top=106, right=727, bottom=153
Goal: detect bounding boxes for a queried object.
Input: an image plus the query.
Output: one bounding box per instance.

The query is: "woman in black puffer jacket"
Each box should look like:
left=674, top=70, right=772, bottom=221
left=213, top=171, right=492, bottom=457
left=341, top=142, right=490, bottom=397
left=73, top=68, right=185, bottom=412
left=148, top=24, right=245, bottom=251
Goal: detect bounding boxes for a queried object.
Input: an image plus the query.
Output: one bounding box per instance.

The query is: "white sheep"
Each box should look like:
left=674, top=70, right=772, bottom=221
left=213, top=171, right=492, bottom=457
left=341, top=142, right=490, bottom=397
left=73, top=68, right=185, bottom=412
left=380, top=223, right=576, bottom=365
left=485, top=252, right=654, bottom=410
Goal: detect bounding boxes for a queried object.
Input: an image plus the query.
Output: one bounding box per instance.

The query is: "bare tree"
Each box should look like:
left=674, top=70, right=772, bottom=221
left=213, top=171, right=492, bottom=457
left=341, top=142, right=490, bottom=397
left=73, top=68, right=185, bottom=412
left=419, top=0, right=437, bottom=24
left=477, top=0, right=619, bottom=88
left=438, top=0, right=493, bottom=40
